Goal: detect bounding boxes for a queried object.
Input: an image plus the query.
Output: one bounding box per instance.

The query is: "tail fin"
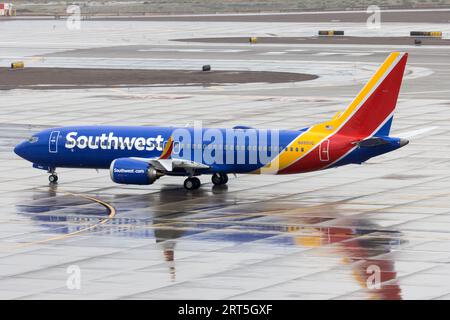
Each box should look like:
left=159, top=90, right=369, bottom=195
left=330, top=52, right=408, bottom=138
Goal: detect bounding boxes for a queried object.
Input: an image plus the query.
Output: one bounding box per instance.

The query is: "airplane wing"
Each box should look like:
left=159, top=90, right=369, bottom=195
left=145, top=158, right=209, bottom=172
left=132, top=135, right=209, bottom=173
left=132, top=157, right=209, bottom=172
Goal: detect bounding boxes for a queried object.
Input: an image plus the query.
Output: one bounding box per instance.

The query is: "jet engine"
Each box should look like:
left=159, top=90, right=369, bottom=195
left=110, top=158, right=162, bottom=185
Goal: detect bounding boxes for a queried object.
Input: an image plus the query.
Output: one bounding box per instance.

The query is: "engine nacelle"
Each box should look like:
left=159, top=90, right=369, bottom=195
left=110, top=158, right=161, bottom=185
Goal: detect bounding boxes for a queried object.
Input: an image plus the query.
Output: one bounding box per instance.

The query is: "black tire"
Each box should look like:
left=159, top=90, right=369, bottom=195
left=211, top=173, right=222, bottom=185
left=184, top=177, right=200, bottom=190
left=212, top=173, right=228, bottom=185
left=184, top=178, right=195, bottom=190
left=49, top=174, right=58, bottom=183
left=222, top=173, right=229, bottom=184
left=192, top=177, right=201, bottom=189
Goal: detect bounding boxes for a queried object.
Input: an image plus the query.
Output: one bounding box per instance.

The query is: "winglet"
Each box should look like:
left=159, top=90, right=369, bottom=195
left=159, top=136, right=174, bottom=160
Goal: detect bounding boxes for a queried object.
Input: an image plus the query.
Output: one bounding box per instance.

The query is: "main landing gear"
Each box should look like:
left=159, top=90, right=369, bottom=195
left=184, top=177, right=201, bottom=190
left=183, top=173, right=229, bottom=190
left=211, top=173, right=228, bottom=186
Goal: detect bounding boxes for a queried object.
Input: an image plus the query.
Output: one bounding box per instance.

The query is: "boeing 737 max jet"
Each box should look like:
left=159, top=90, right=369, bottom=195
left=15, top=52, right=412, bottom=190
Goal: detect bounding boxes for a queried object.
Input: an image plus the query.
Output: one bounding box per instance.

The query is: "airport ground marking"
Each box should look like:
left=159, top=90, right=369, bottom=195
left=10, top=190, right=116, bottom=249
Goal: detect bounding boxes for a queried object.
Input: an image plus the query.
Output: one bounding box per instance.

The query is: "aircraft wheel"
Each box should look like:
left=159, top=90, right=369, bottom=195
left=211, top=173, right=228, bottom=185
left=184, top=177, right=200, bottom=190
left=192, top=177, right=201, bottom=189
left=211, top=173, right=222, bottom=185
left=222, top=173, right=229, bottom=184
left=49, top=174, right=58, bottom=184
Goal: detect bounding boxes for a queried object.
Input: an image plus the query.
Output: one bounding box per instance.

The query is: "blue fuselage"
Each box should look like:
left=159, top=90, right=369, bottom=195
left=14, top=125, right=405, bottom=176
left=15, top=126, right=300, bottom=174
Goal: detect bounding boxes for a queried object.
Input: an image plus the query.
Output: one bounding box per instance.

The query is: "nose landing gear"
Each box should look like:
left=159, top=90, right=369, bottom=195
left=48, top=168, right=58, bottom=184
left=49, top=174, right=58, bottom=183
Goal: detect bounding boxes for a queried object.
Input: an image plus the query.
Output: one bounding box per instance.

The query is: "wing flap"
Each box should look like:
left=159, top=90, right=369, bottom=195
left=133, top=157, right=209, bottom=173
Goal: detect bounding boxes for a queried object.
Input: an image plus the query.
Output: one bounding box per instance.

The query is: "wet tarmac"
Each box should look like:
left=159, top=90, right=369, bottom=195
left=127, top=9, right=450, bottom=23
left=0, top=17, right=450, bottom=299
left=3, top=9, right=450, bottom=23
left=177, top=36, right=450, bottom=46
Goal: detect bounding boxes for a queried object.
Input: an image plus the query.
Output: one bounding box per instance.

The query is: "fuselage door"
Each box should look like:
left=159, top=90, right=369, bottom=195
left=319, top=139, right=330, bottom=162
left=49, top=131, right=60, bottom=153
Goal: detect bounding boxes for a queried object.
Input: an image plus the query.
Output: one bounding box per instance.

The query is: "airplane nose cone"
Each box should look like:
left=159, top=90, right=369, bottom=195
left=14, top=142, right=27, bottom=159
left=399, top=138, right=409, bottom=147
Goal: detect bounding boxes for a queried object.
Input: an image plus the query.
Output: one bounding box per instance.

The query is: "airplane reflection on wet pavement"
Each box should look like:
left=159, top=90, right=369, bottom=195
left=14, top=184, right=405, bottom=299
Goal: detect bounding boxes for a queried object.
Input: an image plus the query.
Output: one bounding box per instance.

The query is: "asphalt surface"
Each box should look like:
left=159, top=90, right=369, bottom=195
left=0, top=15, right=449, bottom=300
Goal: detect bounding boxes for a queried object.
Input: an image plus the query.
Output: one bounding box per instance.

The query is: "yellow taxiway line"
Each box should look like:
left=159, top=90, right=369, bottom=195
left=12, top=191, right=116, bottom=249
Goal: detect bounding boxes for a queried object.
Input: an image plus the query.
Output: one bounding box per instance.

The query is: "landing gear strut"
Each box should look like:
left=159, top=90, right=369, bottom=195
left=184, top=177, right=201, bottom=190
left=211, top=173, right=228, bottom=186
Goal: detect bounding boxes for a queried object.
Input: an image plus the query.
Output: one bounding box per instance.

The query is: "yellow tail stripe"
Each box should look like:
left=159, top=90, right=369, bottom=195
left=264, top=52, right=401, bottom=172
left=333, top=52, right=400, bottom=127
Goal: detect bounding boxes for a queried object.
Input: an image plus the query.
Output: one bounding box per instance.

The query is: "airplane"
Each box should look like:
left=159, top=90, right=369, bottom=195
left=15, top=52, right=412, bottom=191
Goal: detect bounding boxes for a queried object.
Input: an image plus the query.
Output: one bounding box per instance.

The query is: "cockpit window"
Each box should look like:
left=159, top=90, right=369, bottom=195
left=28, top=136, right=39, bottom=143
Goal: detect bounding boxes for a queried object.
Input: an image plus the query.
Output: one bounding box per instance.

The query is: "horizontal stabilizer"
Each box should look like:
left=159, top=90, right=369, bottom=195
left=397, top=126, right=437, bottom=139
left=353, top=137, right=389, bottom=148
